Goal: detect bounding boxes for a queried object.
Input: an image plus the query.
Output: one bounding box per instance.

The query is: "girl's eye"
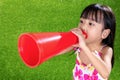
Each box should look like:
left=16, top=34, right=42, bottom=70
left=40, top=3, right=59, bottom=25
left=80, top=20, right=83, bottom=24
left=89, top=22, right=94, bottom=26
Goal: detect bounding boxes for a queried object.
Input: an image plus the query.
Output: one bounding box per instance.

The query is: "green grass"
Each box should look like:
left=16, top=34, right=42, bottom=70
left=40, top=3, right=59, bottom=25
left=0, top=0, right=120, bottom=79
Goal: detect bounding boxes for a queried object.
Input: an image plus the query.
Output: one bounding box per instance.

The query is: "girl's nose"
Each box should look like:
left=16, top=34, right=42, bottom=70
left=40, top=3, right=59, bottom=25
left=80, top=26, right=87, bottom=32
left=78, top=26, right=88, bottom=39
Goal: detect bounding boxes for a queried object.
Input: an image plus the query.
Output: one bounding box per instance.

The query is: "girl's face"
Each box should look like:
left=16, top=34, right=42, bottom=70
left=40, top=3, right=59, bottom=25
left=78, top=18, right=104, bottom=44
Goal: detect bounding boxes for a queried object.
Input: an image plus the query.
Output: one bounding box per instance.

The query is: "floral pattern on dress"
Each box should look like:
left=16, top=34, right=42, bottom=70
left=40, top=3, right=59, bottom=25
left=73, top=50, right=105, bottom=80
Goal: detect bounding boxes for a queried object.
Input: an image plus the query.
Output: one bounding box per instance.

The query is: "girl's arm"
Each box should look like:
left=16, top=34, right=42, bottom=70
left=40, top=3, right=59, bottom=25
left=56, top=46, right=74, bottom=56
left=81, top=44, right=112, bottom=79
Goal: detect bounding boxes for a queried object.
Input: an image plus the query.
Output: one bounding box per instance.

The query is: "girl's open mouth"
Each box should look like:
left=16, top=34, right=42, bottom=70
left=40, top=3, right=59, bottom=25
left=82, top=30, right=88, bottom=39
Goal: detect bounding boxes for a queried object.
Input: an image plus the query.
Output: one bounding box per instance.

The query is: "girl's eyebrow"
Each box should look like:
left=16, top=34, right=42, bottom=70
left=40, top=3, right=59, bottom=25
left=80, top=18, right=84, bottom=20
left=80, top=17, right=96, bottom=22
left=86, top=17, right=96, bottom=21
left=87, top=17, right=101, bottom=23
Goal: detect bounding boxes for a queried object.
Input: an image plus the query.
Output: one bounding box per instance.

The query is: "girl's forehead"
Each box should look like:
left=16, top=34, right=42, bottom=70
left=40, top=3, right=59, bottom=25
left=81, top=10, right=104, bottom=23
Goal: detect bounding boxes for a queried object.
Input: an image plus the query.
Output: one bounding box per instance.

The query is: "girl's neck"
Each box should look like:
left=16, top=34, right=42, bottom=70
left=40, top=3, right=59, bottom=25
left=86, top=42, right=103, bottom=52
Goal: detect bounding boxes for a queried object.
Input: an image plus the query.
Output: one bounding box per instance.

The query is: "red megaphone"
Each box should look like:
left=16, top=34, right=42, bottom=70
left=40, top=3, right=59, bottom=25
left=18, top=31, right=87, bottom=68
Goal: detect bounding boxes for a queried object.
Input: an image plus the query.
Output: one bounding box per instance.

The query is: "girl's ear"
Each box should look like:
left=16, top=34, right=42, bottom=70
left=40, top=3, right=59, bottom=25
left=102, top=29, right=110, bottom=39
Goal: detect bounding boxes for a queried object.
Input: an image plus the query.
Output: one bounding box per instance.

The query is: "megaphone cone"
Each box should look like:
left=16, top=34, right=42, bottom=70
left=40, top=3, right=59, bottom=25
left=18, top=32, right=78, bottom=68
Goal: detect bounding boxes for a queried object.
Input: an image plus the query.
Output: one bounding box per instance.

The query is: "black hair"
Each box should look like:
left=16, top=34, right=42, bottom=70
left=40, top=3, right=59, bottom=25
left=80, top=4, right=116, bottom=67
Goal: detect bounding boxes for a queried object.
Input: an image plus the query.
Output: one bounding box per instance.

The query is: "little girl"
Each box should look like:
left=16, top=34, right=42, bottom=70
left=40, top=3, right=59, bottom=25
left=72, top=4, right=116, bottom=80
left=60, top=3, right=116, bottom=80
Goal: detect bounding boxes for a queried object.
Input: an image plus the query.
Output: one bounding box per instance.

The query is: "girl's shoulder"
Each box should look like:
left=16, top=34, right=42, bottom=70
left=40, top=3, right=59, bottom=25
left=100, top=46, right=113, bottom=58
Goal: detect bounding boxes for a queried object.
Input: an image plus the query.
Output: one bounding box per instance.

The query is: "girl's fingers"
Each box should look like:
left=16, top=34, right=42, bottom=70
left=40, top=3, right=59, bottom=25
left=71, top=28, right=82, bottom=36
left=71, top=28, right=87, bottom=39
left=71, top=28, right=84, bottom=39
left=72, top=44, right=79, bottom=47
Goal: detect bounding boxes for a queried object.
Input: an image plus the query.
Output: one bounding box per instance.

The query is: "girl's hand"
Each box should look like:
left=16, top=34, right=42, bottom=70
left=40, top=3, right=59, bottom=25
left=71, top=28, right=86, bottom=49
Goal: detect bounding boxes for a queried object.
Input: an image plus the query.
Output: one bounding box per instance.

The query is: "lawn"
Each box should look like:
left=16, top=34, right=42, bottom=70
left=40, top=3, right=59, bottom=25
left=0, top=0, right=120, bottom=80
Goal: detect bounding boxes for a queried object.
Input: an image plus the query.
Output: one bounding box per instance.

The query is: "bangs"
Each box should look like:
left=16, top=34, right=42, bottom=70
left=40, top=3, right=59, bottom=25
left=80, top=4, right=103, bottom=23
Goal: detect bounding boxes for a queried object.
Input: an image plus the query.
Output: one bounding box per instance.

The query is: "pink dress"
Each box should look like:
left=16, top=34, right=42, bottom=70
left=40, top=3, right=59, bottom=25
left=73, top=49, right=106, bottom=80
